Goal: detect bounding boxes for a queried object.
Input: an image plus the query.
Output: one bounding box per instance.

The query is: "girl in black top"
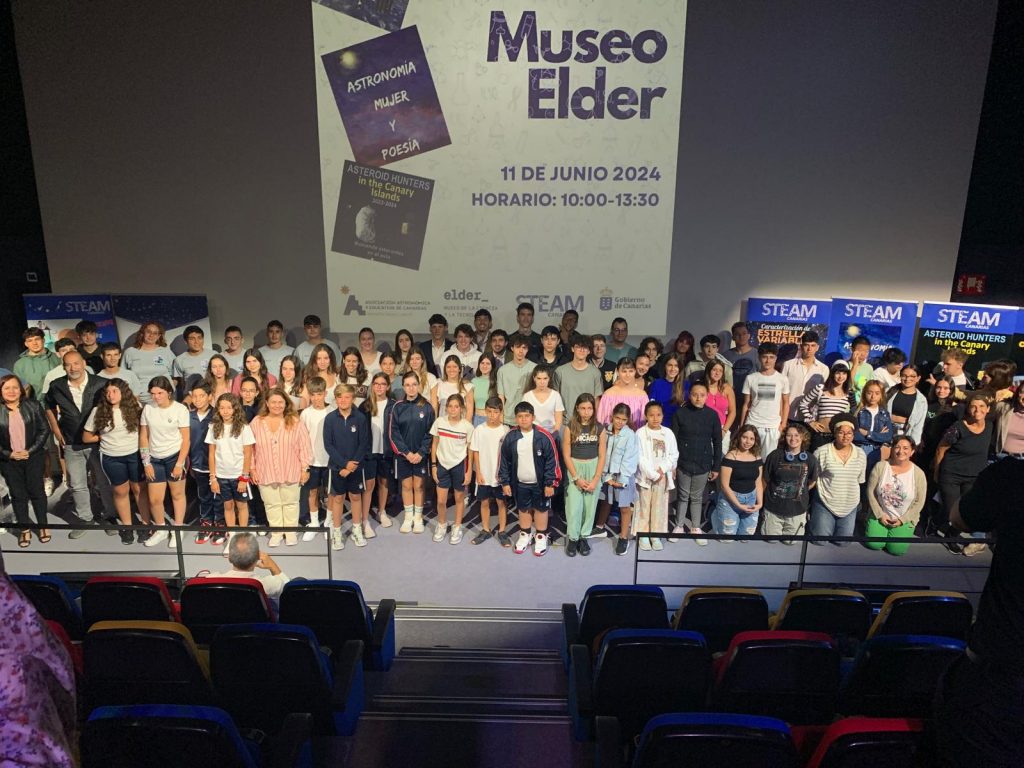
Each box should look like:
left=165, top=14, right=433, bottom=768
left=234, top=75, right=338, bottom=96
left=933, top=393, right=992, bottom=537
left=712, top=425, right=764, bottom=538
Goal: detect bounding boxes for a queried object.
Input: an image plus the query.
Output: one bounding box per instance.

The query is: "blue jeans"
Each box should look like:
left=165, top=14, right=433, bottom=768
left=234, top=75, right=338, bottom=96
left=711, top=490, right=758, bottom=536
left=808, top=493, right=858, bottom=545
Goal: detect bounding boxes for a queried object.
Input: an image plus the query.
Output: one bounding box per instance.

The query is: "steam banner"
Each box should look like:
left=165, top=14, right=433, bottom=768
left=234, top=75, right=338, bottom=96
left=312, top=2, right=688, bottom=332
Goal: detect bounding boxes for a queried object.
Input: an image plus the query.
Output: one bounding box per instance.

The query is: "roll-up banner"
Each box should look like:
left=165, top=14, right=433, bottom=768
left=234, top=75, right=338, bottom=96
left=22, top=293, right=119, bottom=351
left=914, top=301, right=1018, bottom=376
left=826, top=297, right=919, bottom=359
left=745, top=297, right=832, bottom=365
left=1012, top=309, right=1024, bottom=381
left=111, top=294, right=212, bottom=356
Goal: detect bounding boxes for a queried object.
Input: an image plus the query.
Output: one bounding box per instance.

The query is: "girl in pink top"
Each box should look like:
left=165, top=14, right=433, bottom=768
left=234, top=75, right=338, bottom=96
left=231, top=349, right=277, bottom=396
left=250, top=388, right=312, bottom=546
left=703, top=359, right=737, bottom=447
left=597, top=358, right=650, bottom=430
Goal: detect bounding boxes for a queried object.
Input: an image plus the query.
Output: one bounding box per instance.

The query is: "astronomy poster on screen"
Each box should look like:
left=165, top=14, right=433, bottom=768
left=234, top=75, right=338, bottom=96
left=745, top=297, right=832, bottom=365
left=311, top=1, right=688, bottom=332
left=914, top=301, right=1018, bottom=376
left=825, top=297, right=919, bottom=359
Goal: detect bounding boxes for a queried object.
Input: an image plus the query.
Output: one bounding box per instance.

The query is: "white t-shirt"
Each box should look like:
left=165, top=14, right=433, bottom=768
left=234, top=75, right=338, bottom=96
left=429, top=418, right=474, bottom=469
left=469, top=422, right=509, bottom=486
left=522, top=389, right=565, bottom=431
left=516, top=429, right=537, bottom=484
left=453, top=346, right=481, bottom=375
left=362, top=351, right=382, bottom=377
left=141, top=401, right=191, bottom=458
left=84, top=407, right=139, bottom=457
left=300, top=405, right=333, bottom=467
left=742, top=371, right=790, bottom=427
left=872, top=366, right=900, bottom=390
left=368, top=403, right=388, bottom=455
left=435, top=380, right=473, bottom=412
left=222, top=351, right=245, bottom=374
left=205, top=423, right=256, bottom=478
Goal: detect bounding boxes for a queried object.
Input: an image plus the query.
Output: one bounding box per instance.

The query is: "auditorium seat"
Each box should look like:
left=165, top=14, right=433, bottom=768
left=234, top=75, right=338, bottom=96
left=562, top=585, right=669, bottom=669
left=12, top=574, right=83, bottom=640
left=278, top=579, right=395, bottom=671
left=211, top=624, right=364, bottom=737
left=770, top=589, right=871, bottom=654
left=867, top=591, right=973, bottom=641
left=84, top=620, right=213, bottom=709
left=672, top=588, right=769, bottom=654
left=46, top=620, right=83, bottom=678
left=806, top=717, right=926, bottom=768
left=711, top=631, right=840, bottom=725
left=81, top=704, right=313, bottom=768
left=180, top=577, right=276, bottom=644
left=839, top=634, right=965, bottom=718
left=595, top=712, right=799, bottom=768
left=81, top=576, right=180, bottom=627
left=569, top=629, right=711, bottom=741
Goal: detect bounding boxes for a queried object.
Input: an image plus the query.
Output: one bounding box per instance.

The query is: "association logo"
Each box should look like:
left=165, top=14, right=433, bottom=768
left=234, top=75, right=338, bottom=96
left=340, top=286, right=365, bottom=316
left=600, top=288, right=613, bottom=311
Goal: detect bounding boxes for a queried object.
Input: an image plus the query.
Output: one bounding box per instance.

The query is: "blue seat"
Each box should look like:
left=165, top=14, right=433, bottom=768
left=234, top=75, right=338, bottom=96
left=839, top=635, right=966, bottom=718
left=278, top=579, right=395, bottom=670
left=12, top=574, right=83, bottom=640
left=562, top=585, right=669, bottom=669
left=81, top=704, right=312, bottom=768
left=595, top=712, right=799, bottom=768
left=211, top=623, right=363, bottom=737
left=711, top=631, right=840, bottom=725
left=569, top=629, right=711, bottom=742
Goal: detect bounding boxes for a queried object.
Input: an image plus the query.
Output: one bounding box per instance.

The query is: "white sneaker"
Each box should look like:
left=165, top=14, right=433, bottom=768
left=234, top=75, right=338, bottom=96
left=514, top=530, right=532, bottom=554
left=412, top=513, right=425, bottom=534
left=363, top=521, right=376, bottom=539
left=400, top=512, right=413, bottom=534
left=352, top=526, right=367, bottom=547
left=144, top=529, right=168, bottom=548
left=43, top=477, right=55, bottom=497
left=433, top=522, right=448, bottom=542
left=302, top=521, right=321, bottom=542
left=651, top=537, right=664, bottom=551
left=638, top=536, right=652, bottom=551
left=379, top=512, right=393, bottom=528
left=331, top=528, right=344, bottom=550
left=222, top=531, right=233, bottom=555
left=449, top=524, right=464, bottom=545
left=533, top=532, right=549, bottom=557
left=167, top=529, right=178, bottom=548
left=695, top=537, right=708, bottom=546
left=268, top=533, right=283, bottom=547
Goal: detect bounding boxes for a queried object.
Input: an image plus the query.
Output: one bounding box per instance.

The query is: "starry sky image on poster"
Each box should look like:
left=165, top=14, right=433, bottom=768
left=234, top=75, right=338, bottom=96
left=835, top=322, right=904, bottom=356
left=111, top=295, right=209, bottom=328
left=313, top=0, right=410, bottom=32
left=332, top=160, right=434, bottom=270
left=321, top=26, right=451, bottom=167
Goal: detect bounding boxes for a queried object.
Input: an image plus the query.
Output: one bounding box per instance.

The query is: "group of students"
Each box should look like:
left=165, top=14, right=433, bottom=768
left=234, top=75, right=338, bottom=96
left=3, top=307, right=1020, bottom=559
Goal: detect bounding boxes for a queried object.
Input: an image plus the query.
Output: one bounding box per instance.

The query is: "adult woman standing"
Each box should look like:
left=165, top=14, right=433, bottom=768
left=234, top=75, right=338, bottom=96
left=596, top=358, right=649, bottom=431
left=809, top=415, right=867, bottom=546
left=933, top=394, right=992, bottom=538
left=704, top=359, right=737, bottom=451
left=83, top=379, right=150, bottom=545
left=670, top=382, right=723, bottom=545
left=250, top=388, right=312, bottom=547
left=993, top=383, right=1024, bottom=458
left=231, top=349, right=277, bottom=397
left=884, top=364, right=927, bottom=443
left=865, top=435, right=926, bottom=556
left=139, top=376, right=190, bottom=547
left=799, top=363, right=855, bottom=451
left=0, top=374, right=51, bottom=547
left=203, top=354, right=233, bottom=399
left=123, top=322, right=174, bottom=404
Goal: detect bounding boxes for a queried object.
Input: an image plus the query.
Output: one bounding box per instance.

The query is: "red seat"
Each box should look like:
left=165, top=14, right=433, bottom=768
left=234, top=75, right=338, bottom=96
left=46, top=619, right=82, bottom=677
left=807, top=717, right=925, bottom=768
left=180, top=577, right=276, bottom=645
left=81, top=576, right=180, bottom=627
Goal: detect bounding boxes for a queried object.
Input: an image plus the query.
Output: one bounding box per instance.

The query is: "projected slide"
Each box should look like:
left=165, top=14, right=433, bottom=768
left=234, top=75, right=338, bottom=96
left=312, top=1, right=688, bottom=333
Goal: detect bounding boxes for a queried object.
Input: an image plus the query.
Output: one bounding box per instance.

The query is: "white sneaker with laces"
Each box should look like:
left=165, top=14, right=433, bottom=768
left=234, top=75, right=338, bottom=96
left=514, top=530, right=532, bottom=554
left=412, top=513, right=425, bottom=534
left=331, top=528, right=344, bottom=550
left=268, top=533, right=283, bottom=547
left=638, top=536, right=652, bottom=551
left=167, top=529, right=178, bottom=548
left=302, top=521, right=320, bottom=542
left=651, top=537, right=664, bottom=551
left=533, top=532, right=549, bottom=557
left=144, top=529, right=168, bottom=548
left=379, top=512, right=393, bottom=528
left=449, top=524, right=464, bottom=545
left=352, top=526, right=367, bottom=547
left=363, top=521, right=376, bottom=539
left=400, top=512, right=413, bottom=534
left=222, top=531, right=233, bottom=555
left=44, top=477, right=56, bottom=497
left=433, top=522, right=448, bottom=542
left=695, top=537, right=708, bottom=546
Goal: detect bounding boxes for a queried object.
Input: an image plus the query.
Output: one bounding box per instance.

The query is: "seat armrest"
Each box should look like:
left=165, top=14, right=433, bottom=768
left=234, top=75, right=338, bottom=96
left=562, top=603, right=580, bottom=669
left=371, top=599, right=397, bottom=671
left=595, top=716, right=623, bottom=768
left=330, top=639, right=365, bottom=737
left=266, top=712, right=313, bottom=768
left=568, top=643, right=595, bottom=740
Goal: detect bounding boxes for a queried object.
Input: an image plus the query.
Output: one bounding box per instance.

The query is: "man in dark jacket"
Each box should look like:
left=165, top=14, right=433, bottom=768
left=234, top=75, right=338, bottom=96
left=418, top=313, right=453, bottom=378
left=44, top=352, right=114, bottom=538
left=499, top=401, right=561, bottom=557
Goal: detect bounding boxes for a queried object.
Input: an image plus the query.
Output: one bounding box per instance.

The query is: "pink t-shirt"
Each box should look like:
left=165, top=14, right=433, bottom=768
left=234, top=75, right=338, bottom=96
left=7, top=408, right=26, bottom=452
left=706, top=391, right=729, bottom=426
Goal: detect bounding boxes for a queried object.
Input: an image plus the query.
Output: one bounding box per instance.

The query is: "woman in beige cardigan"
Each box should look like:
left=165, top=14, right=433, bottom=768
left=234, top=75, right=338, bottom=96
left=865, top=435, right=926, bottom=556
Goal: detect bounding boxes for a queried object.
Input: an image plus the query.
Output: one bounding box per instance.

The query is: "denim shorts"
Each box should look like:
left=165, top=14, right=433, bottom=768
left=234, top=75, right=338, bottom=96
left=102, top=452, right=143, bottom=485
left=149, top=454, right=184, bottom=483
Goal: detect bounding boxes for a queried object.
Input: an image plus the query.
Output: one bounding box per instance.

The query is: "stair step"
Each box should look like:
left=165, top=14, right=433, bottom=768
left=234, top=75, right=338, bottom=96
left=367, top=693, right=568, bottom=717
left=399, top=646, right=561, bottom=662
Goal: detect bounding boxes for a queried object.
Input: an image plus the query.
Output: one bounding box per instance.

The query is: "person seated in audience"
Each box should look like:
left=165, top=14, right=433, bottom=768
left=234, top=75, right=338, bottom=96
left=865, top=435, right=925, bottom=556
left=762, top=423, right=817, bottom=543
left=809, top=414, right=866, bottom=546
left=206, top=531, right=290, bottom=602
left=872, top=347, right=906, bottom=391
